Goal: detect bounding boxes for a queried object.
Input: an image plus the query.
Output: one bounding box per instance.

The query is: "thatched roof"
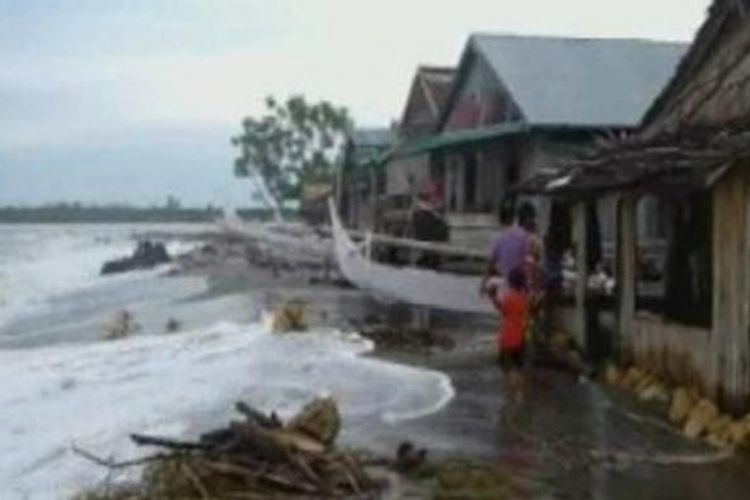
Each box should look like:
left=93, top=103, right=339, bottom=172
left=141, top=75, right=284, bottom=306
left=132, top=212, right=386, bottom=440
left=517, top=120, right=750, bottom=197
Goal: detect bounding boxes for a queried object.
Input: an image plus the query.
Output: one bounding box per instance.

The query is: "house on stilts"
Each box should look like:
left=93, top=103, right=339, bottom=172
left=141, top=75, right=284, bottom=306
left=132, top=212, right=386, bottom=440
left=524, top=0, right=750, bottom=413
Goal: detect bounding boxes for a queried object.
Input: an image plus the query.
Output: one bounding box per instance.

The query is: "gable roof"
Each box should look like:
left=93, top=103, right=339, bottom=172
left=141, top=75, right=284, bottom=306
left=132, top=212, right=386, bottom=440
left=416, top=66, right=455, bottom=118
left=443, top=34, right=687, bottom=129
left=399, top=66, right=456, bottom=136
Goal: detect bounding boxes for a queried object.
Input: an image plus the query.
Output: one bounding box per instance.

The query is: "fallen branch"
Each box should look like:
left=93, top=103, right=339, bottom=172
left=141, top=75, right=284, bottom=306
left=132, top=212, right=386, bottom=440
left=71, top=444, right=172, bottom=469
left=235, top=401, right=282, bottom=429
left=130, top=433, right=208, bottom=451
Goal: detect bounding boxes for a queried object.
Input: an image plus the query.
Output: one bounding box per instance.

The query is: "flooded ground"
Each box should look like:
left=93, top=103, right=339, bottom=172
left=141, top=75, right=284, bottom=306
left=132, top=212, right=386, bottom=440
left=349, top=309, right=750, bottom=499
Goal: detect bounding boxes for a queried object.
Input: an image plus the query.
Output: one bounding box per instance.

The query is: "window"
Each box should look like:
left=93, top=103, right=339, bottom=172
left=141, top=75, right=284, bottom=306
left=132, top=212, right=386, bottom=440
left=634, top=193, right=712, bottom=327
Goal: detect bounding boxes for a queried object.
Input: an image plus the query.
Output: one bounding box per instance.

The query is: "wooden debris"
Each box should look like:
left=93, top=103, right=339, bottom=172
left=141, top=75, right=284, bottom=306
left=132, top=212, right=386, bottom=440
left=268, top=300, right=308, bottom=333
left=104, top=310, right=139, bottom=340
left=286, top=397, right=341, bottom=446
left=73, top=398, right=382, bottom=499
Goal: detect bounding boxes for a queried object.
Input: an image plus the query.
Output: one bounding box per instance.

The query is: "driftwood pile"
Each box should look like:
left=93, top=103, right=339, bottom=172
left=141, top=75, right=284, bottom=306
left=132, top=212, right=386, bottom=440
left=74, top=398, right=383, bottom=499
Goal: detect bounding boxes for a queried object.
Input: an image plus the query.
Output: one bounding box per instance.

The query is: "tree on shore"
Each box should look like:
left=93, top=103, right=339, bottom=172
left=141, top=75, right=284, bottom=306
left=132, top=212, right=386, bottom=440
left=231, top=95, right=352, bottom=208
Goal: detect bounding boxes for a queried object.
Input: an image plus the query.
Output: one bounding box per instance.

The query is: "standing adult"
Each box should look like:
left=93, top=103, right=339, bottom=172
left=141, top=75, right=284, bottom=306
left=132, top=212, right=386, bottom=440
left=481, top=201, right=528, bottom=295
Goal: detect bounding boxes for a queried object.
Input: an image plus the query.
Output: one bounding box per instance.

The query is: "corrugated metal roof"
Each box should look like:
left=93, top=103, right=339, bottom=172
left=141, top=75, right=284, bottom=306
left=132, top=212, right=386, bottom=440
left=471, top=34, right=688, bottom=127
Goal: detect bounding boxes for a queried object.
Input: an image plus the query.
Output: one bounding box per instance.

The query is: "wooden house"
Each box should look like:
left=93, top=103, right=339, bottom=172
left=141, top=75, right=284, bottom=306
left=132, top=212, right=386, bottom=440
left=381, top=66, right=455, bottom=235
left=529, top=0, right=750, bottom=413
left=338, top=128, right=396, bottom=230
left=390, top=34, right=686, bottom=249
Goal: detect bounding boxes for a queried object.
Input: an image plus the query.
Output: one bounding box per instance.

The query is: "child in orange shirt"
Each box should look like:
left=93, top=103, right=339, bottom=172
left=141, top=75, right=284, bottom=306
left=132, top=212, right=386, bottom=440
left=489, top=268, right=528, bottom=399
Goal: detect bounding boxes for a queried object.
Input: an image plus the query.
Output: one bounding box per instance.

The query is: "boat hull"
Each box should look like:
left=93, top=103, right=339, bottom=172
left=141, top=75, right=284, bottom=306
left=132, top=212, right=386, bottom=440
left=329, top=199, right=498, bottom=316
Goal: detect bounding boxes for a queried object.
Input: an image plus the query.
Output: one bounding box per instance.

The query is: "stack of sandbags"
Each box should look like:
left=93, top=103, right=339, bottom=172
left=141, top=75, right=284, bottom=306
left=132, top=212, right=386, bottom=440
left=605, top=363, right=750, bottom=450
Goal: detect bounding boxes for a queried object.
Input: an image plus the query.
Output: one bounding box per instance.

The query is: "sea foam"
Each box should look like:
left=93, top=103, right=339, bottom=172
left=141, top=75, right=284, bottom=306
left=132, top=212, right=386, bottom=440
left=0, top=322, right=454, bottom=499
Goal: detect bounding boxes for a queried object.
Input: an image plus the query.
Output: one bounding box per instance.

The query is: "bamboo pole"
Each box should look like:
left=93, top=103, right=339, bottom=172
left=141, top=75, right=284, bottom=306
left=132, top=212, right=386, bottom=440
left=320, top=226, right=486, bottom=259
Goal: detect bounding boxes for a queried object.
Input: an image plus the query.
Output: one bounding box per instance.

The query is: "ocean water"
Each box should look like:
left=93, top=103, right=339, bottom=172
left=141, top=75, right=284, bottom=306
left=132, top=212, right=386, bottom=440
left=0, top=224, right=200, bottom=336
left=0, top=224, right=454, bottom=499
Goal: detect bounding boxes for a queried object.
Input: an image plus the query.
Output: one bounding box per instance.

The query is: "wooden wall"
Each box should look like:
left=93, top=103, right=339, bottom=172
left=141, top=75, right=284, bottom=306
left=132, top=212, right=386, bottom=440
left=614, top=192, right=713, bottom=391
left=630, top=315, right=711, bottom=392
left=711, top=166, right=750, bottom=412
left=611, top=168, right=750, bottom=413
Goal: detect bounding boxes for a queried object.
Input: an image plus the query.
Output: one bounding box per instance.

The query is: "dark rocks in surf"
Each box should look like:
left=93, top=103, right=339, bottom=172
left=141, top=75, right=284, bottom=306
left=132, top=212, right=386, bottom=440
left=100, top=240, right=171, bottom=275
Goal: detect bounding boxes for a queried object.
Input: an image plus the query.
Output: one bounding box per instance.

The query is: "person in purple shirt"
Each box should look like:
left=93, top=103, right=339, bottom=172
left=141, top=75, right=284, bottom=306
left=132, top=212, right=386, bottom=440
left=481, top=202, right=536, bottom=295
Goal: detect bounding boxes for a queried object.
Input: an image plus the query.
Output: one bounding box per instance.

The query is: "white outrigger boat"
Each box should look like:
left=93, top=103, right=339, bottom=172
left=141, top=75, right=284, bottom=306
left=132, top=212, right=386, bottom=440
left=329, top=199, right=498, bottom=315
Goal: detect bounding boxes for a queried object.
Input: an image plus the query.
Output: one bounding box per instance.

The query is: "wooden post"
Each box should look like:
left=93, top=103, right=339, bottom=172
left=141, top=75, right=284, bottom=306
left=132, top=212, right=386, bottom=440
left=572, top=202, right=588, bottom=351
left=616, top=193, right=637, bottom=362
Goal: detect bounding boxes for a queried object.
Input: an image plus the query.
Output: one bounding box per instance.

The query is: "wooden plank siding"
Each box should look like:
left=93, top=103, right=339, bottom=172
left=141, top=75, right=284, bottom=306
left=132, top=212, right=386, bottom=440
left=615, top=191, right=714, bottom=393
left=617, top=193, right=638, bottom=363
left=610, top=166, right=750, bottom=412
left=630, top=316, right=711, bottom=392
left=711, top=165, right=750, bottom=412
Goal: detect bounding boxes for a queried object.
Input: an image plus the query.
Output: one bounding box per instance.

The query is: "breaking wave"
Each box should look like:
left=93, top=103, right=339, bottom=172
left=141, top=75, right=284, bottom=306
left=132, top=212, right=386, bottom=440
left=0, top=322, right=454, bottom=499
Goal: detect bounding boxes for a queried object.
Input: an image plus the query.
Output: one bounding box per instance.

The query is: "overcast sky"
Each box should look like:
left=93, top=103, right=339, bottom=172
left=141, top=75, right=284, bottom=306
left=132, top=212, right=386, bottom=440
left=0, top=0, right=711, bottom=206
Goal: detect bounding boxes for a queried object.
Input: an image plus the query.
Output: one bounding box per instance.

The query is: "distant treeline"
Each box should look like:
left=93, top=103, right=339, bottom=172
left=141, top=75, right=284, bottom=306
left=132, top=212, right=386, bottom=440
left=0, top=203, right=224, bottom=223
left=0, top=202, right=301, bottom=224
